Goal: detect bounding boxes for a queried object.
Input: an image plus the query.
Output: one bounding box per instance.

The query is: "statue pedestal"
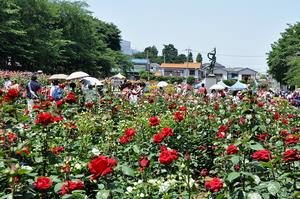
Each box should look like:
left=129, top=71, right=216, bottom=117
left=204, top=74, right=217, bottom=93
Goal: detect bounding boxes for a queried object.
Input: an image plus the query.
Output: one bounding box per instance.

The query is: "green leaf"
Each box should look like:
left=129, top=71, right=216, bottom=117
left=231, top=155, right=240, bottom=164
left=227, top=172, right=240, bottom=183
left=96, top=190, right=110, bottom=199
left=122, top=165, right=135, bottom=177
left=133, top=145, right=140, bottom=154
left=215, top=193, right=225, bottom=199
left=54, top=183, right=63, bottom=193
left=247, top=192, right=262, bottom=199
left=98, top=184, right=105, bottom=190
left=248, top=142, right=264, bottom=151
left=267, top=181, right=280, bottom=196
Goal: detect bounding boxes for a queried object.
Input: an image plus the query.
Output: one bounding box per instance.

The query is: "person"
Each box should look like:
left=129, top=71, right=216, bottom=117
left=26, top=75, right=41, bottom=99
left=10, top=80, right=20, bottom=91
left=26, top=75, right=41, bottom=116
left=84, top=84, right=98, bottom=103
left=209, top=89, right=217, bottom=98
left=50, top=80, right=62, bottom=101
left=4, top=76, right=12, bottom=90
left=198, top=83, right=207, bottom=96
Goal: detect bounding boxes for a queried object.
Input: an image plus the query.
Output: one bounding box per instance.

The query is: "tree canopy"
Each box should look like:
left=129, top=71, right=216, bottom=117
left=267, top=23, right=300, bottom=86
left=0, top=0, right=131, bottom=77
left=196, top=53, right=203, bottom=63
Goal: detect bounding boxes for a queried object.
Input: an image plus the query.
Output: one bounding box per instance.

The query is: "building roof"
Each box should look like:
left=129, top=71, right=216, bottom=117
left=160, top=62, right=201, bottom=69
left=131, top=58, right=150, bottom=65
left=225, top=67, right=257, bottom=73
left=202, top=62, right=226, bottom=69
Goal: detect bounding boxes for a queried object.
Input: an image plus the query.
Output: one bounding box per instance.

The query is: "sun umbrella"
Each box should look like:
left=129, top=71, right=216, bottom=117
left=230, top=81, right=248, bottom=90
left=66, top=71, right=89, bottom=80
left=157, top=81, right=168, bottom=87
left=82, top=77, right=103, bottom=86
left=112, top=73, right=126, bottom=79
left=217, top=80, right=228, bottom=88
left=209, top=84, right=225, bottom=90
left=49, top=74, right=68, bottom=80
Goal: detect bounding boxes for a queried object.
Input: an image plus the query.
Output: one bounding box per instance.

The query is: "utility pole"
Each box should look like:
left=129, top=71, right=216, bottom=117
left=163, top=52, right=166, bottom=63
left=185, top=48, right=192, bottom=78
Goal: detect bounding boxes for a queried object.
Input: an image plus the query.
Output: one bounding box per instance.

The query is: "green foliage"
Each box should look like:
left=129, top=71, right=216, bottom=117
left=187, top=52, right=193, bottom=62
left=162, top=44, right=178, bottom=63
left=176, top=54, right=187, bottom=63
left=267, top=22, right=300, bottom=84
left=133, top=46, right=162, bottom=64
left=187, top=76, right=195, bottom=85
left=196, top=53, right=202, bottom=63
left=223, top=79, right=237, bottom=86
left=0, top=0, right=130, bottom=77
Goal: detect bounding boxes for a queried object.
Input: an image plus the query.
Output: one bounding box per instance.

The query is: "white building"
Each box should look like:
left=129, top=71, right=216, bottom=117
left=159, top=62, right=201, bottom=79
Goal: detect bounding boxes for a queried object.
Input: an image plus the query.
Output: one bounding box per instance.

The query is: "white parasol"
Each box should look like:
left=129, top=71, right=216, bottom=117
left=157, top=81, right=168, bottom=87
left=66, top=71, right=89, bottom=80
left=209, top=84, right=225, bottom=90
left=49, top=74, right=68, bottom=80
left=82, top=77, right=103, bottom=86
left=112, top=73, right=126, bottom=79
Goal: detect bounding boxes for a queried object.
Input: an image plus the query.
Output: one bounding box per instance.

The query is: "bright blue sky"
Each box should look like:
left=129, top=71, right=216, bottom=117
left=85, top=0, right=300, bottom=73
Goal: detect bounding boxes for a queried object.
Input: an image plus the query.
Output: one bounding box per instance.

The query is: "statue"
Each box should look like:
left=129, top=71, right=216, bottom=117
left=207, top=48, right=216, bottom=75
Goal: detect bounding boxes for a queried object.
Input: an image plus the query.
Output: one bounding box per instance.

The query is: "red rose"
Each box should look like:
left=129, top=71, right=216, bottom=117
left=4, top=89, right=19, bottom=101
left=17, top=146, right=30, bottom=156
left=217, top=132, right=226, bottom=139
left=214, top=103, right=219, bottom=110
left=173, top=111, right=184, bottom=122
left=258, top=101, right=264, bottom=107
left=139, top=156, right=150, bottom=172
left=273, top=112, right=280, bottom=121
left=205, top=177, right=223, bottom=193
left=154, top=132, right=167, bottom=143
left=35, top=112, right=55, bottom=126
left=88, top=155, right=117, bottom=180
left=149, top=116, right=160, bottom=126
left=283, top=149, right=300, bottom=162
left=60, top=180, right=84, bottom=196
left=252, top=150, right=272, bottom=162
left=52, top=146, right=64, bottom=155
left=234, top=164, right=240, bottom=171
left=56, top=100, right=64, bottom=107
left=218, top=125, right=228, bottom=133
left=179, top=106, right=187, bottom=111
left=280, top=129, right=290, bottom=136
left=66, top=92, right=77, bottom=103
left=161, top=127, right=173, bottom=136
left=288, top=114, right=295, bottom=118
left=200, top=169, right=208, bottom=177
left=227, top=145, right=238, bottom=155
left=54, top=116, right=63, bottom=123
left=208, top=114, right=215, bottom=120
left=282, top=118, right=288, bottom=125
left=125, top=128, right=136, bottom=137
left=159, top=146, right=178, bottom=165
left=119, top=135, right=132, bottom=145
left=168, top=102, right=177, bottom=110
left=85, top=102, right=94, bottom=108
left=284, top=135, right=299, bottom=146
left=33, top=177, right=52, bottom=190
left=292, top=127, right=299, bottom=132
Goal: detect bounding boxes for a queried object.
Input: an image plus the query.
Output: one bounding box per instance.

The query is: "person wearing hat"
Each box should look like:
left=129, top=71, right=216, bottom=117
left=26, top=75, right=41, bottom=117
left=4, top=75, right=12, bottom=90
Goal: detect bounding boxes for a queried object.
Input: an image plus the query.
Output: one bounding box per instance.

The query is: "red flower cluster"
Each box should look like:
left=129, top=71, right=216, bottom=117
left=257, top=133, right=271, bottom=141
left=168, top=102, right=177, bottom=110
left=139, top=156, right=150, bottom=172
left=52, top=146, right=64, bottom=155
left=217, top=124, right=229, bottom=139
left=258, top=101, right=264, bottom=107
left=205, top=177, right=223, bottom=193
left=283, top=149, right=300, bottom=162
left=4, top=89, right=19, bottom=101
left=282, top=118, right=288, bottom=125
left=273, top=111, right=280, bottom=121
left=179, top=106, right=187, bottom=111
left=200, top=169, right=208, bottom=177
left=65, top=92, right=77, bottom=103
left=173, top=111, right=184, bottom=122
left=16, top=146, right=30, bottom=156
left=284, top=135, right=299, bottom=145
left=33, top=177, right=52, bottom=190
left=85, top=102, right=94, bottom=108
left=226, top=145, right=238, bottom=155
left=56, top=100, right=64, bottom=107
left=153, top=127, right=174, bottom=143
left=149, top=116, right=160, bottom=126
left=159, top=146, right=178, bottom=165
left=88, top=155, right=118, bottom=180
left=35, top=112, right=55, bottom=125
left=60, top=180, right=84, bottom=196
left=0, top=132, right=17, bottom=143
left=119, top=128, right=136, bottom=144
left=252, top=150, right=272, bottom=162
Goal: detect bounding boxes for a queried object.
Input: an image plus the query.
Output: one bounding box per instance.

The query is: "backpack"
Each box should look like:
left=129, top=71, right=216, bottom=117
left=52, top=86, right=62, bottom=101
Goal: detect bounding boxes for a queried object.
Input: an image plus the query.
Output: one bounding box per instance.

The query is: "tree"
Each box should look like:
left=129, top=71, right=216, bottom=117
left=196, top=53, right=203, bottom=63
left=188, top=52, right=193, bottom=62
left=162, top=44, right=178, bottom=63
left=175, top=54, right=187, bottom=63
left=285, top=56, right=300, bottom=87
left=267, top=23, right=300, bottom=84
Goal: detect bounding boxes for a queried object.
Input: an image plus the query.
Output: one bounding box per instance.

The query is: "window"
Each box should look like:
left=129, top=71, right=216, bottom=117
left=189, top=69, right=195, bottom=76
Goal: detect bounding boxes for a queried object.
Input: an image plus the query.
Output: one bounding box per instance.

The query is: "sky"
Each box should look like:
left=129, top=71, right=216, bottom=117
left=84, top=0, right=300, bottom=73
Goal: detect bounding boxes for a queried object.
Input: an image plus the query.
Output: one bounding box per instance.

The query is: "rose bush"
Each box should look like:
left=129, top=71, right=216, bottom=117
left=0, top=76, right=299, bottom=198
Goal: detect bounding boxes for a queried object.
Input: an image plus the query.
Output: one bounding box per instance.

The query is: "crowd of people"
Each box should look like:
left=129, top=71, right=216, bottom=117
left=1, top=70, right=300, bottom=111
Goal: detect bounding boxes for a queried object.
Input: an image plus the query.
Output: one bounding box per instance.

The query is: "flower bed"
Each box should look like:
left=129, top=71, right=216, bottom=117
left=0, top=85, right=299, bottom=198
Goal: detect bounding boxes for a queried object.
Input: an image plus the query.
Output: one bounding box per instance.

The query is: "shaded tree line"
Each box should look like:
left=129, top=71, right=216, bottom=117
left=133, top=44, right=203, bottom=64
left=0, top=0, right=132, bottom=77
left=267, top=22, right=300, bottom=87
